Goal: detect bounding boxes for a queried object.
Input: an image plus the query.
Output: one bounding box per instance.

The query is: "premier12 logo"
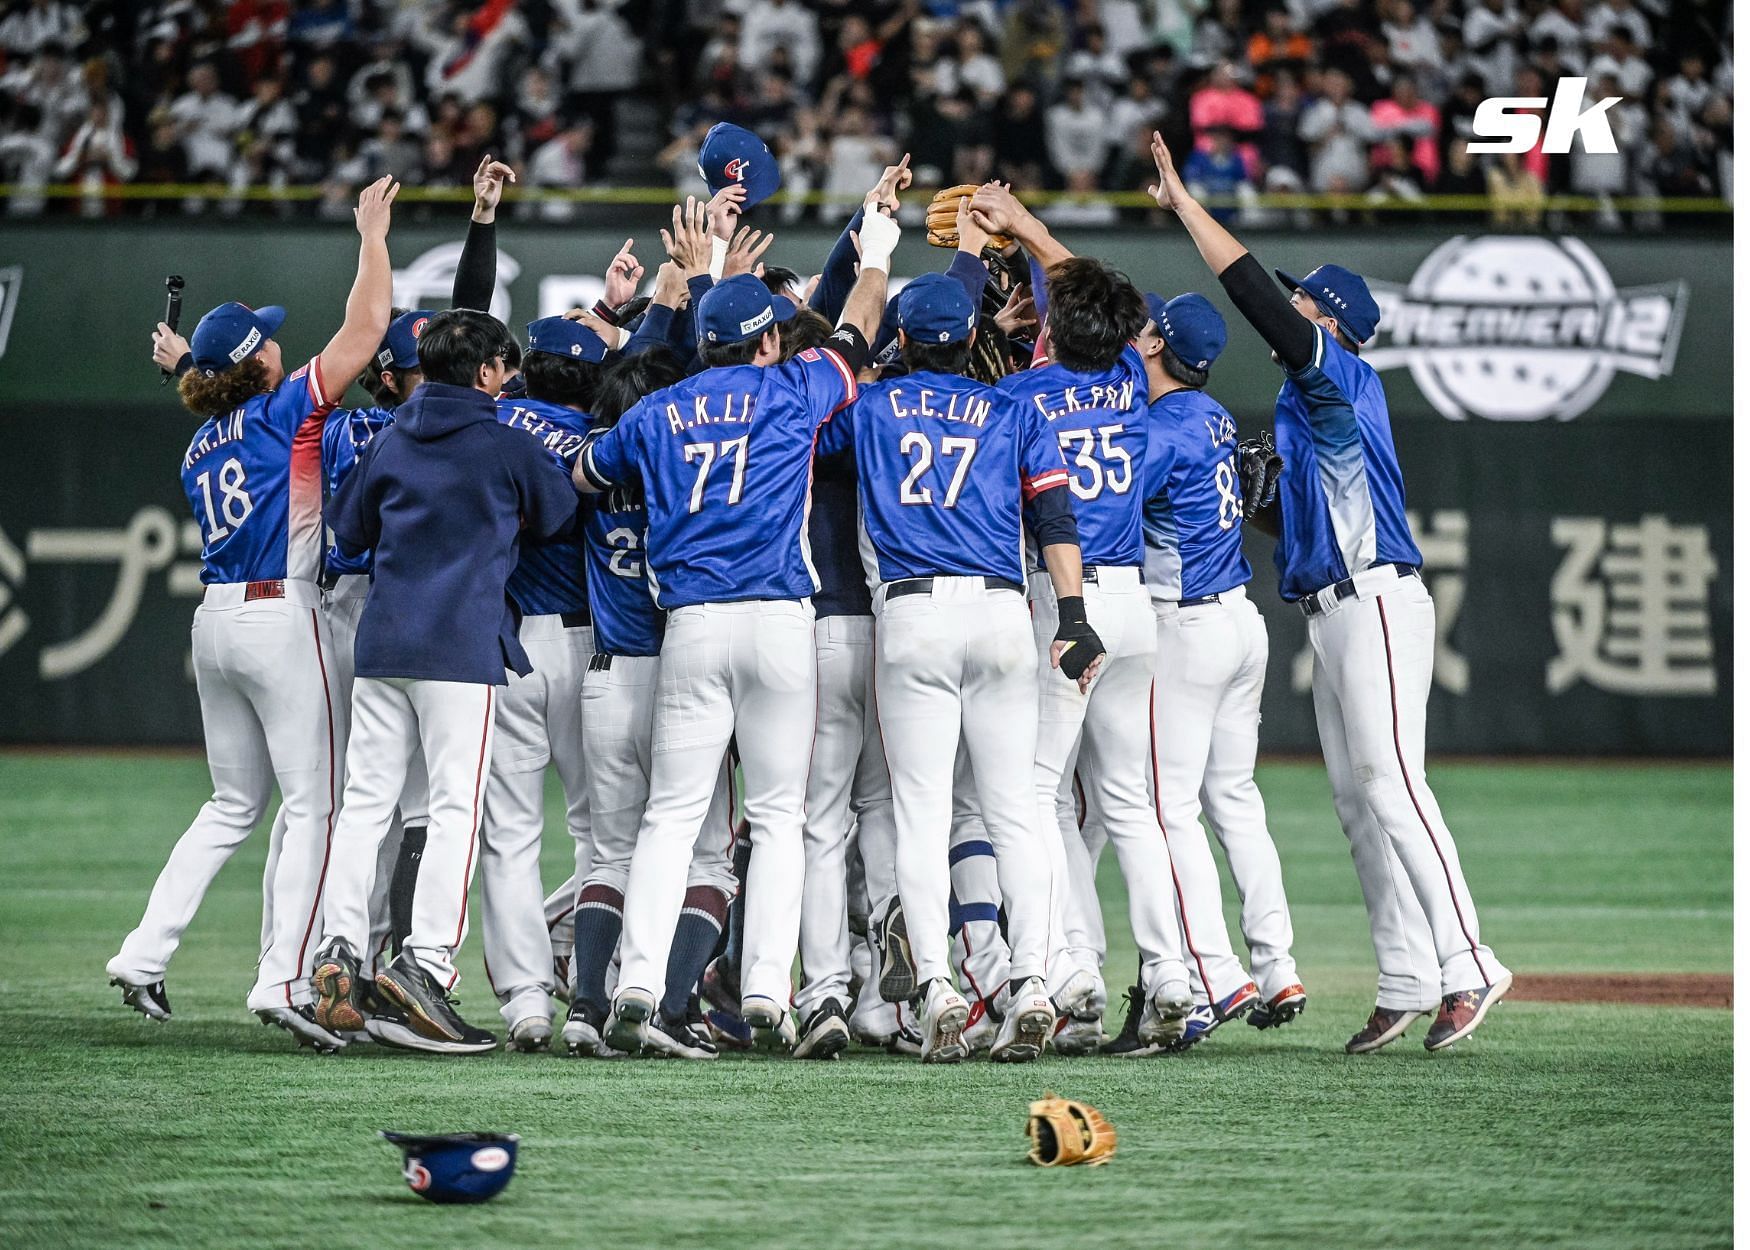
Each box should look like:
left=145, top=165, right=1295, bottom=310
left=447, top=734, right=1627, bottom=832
left=1468, top=77, right=1620, bottom=154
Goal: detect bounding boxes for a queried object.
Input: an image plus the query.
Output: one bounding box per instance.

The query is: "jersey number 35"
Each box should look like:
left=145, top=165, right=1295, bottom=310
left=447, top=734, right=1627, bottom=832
left=1058, top=425, right=1132, bottom=501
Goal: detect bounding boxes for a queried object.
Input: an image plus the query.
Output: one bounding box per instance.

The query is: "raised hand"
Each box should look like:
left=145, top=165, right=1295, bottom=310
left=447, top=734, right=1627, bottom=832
left=151, top=321, right=190, bottom=371
left=472, top=153, right=516, bottom=223
left=660, top=196, right=713, bottom=278
left=993, top=285, right=1037, bottom=336
left=355, top=174, right=399, bottom=239
left=722, top=224, right=775, bottom=278
left=650, top=259, right=688, bottom=309
left=955, top=192, right=991, bottom=255
left=705, top=183, right=747, bottom=241
left=604, top=237, right=645, bottom=307
left=563, top=305, right=621, bottom=347
left=865, top=152, right=912, bottom=215
left=967, top=180, right=1023, bottom=236
left=1147, top=131, right=1191, bottom=211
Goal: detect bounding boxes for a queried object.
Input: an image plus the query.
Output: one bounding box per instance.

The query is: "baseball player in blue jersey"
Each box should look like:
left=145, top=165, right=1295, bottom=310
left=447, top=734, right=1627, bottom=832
left=312, top=307, right=580, bottom=1055
left=1137, top=291, right=1304, bottom=1050
left=968, top=188, right=1196, bottom=1055
left=1148, top=132, right=1512, bottom=1053
left=108, top=176, right=401, bottom=1052
left=817, top=272, right=1106, bottom=1063
left=574, top=206, right=896, bottom=1051
left=477, top=314, right=604, bottom=1052
left=560, top=347, right=737, bottom=1061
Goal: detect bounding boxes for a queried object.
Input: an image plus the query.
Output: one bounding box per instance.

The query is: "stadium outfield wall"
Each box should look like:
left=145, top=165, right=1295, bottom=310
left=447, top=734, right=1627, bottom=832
left=0, top=224, right=1729, bottom=753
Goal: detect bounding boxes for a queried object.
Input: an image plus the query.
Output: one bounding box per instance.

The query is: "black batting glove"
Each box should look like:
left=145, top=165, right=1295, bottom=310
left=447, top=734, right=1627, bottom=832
left=1053, top=595, right=1105, bottom=683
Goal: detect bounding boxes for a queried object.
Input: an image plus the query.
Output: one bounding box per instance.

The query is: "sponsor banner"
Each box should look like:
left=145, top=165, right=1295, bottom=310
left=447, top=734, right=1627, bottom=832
left=0, top=408, right=1727, bottom=754
left=0, top=224, right=1728, bottom=422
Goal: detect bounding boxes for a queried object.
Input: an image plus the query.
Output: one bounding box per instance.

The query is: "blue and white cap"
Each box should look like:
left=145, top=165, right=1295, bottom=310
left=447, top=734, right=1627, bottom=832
left=190, top=301, right=285, bottom=374
left=1145, top=291, right=1227, bottom=371
left=526, top=315, right=607, bottom=362
left=897, top=272, right=977, bottom=345
left=698, top=122, right=782, bottom=206
left=1273, top=264, right=1380, bottom=344
left=376, top=309, right=433, bottom=370
left=381, top=1132, right=519, bottom=1206
left=696, top=274, right=779, bottom=345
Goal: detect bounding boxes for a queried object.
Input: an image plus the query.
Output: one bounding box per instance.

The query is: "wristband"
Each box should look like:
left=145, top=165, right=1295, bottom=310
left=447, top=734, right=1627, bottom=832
left=709, top=235, right=729, bottom=280
left=173, top=352, right=194, bottom=378
left=1056, top=594, right=1088, bottom=627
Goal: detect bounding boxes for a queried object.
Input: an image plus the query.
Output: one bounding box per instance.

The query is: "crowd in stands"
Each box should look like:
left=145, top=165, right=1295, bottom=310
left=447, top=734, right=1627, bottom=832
left=0, top=0, right=1731, bottom=223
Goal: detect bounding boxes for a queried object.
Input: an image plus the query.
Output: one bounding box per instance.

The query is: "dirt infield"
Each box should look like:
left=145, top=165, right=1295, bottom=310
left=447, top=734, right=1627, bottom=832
left=1513, top=974, right=1732, bottom=1008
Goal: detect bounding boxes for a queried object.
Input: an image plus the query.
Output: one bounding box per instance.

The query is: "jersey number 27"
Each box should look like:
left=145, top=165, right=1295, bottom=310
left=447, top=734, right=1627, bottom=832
left=898, top=433, right=978, bottom=507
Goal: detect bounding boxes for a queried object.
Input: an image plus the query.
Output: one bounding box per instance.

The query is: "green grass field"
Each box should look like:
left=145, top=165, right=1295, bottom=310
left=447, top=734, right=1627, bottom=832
left=0, top=753, right=1731, bottom=1248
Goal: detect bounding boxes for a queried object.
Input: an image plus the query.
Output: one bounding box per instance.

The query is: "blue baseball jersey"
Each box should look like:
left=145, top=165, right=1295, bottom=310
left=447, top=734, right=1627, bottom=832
left=808, top=468, right=873, bottom=618
left=1272, top=326, right=1421, bottom=600
left=1141, top=388, right=1251, bottom=601
left=998, top=346, right=1150, bottom=567
left=496, top=397, right=590, bottom=617
left=180, top=357, right=339, bottom=584
left=321, top=405, right=397, bottom=577
left=580, top=347, right=857, bottom=608
left=819, top=370, right=1068, bottom=584
left=582, top=476, right=664, bottom=656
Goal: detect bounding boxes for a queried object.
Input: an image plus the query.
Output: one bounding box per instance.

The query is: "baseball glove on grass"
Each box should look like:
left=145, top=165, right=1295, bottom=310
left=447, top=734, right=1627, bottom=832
left=1026, top=1093, right=1118, bottom=1167
left=926, top=184, right=1012, bottom=250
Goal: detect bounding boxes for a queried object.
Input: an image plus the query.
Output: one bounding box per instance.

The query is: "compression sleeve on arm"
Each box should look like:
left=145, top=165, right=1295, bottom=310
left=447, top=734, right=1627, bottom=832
left=809, top=206, right=866, bottom=321
left=1218, top=252, right=1318, bottom=374
left=1023, top=483, right=1079, bottom=549
left=451, top=219, right=497, bottom=310
left=823, top=324, right=871, bottom=375
left=622, top=303, right=676, bottom=356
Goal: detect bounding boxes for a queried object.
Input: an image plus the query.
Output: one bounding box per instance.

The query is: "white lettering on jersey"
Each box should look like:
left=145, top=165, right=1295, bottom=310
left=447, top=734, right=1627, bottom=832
left=668, top=392, right=755, bottom=432
left=182, top=408, right=248, bottom=470
left=885, top=387, right=990, bottom=427
left=1031, top=380, right=1135, bottom=422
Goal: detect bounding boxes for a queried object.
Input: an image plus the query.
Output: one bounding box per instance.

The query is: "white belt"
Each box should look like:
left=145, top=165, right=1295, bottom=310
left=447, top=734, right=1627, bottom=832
left=202, top=578, right=323, bottom=609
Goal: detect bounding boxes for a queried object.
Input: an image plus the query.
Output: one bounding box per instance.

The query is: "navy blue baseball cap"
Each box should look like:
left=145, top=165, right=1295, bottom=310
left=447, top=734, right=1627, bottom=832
left=698, top=122, right=781, bottom=206
left=696, top=274, right=780, bottom=345
left=376, top=309, right=433, bottom=371
left=897, top=273, right=977, bottom=345
left=381, top=1132, right=519, bottom=1205
left=1273, top=264, right=1380, bottom=344
left=770, top=294, right=799, bottom=323
left=1146, top=291, right=1227, bottom=371
left=190, top=301, right=285, bottom=374
left=526, top=315, right=607, bottom=362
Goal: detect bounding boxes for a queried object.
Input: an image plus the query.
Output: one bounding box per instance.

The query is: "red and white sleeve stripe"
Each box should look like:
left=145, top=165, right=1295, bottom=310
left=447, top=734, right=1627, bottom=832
left=1021, top=468, right=1070, bottom=500
left=819, top=346, right=858, bottom=414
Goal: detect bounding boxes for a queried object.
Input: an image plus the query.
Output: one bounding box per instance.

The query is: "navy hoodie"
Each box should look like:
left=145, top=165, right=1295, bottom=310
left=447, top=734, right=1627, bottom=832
left=328, top=381, right=579, bottom=685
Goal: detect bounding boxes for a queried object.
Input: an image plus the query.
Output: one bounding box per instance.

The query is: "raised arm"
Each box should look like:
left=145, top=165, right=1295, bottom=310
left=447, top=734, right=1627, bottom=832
left=452, top=154, right=515, bottom=310
left=835, top=205, right=900, bottom=346
left=1146, top=131, right=1316, bottom=373
left=812, top=154, right=911, bottom=320
left=969, top=181, right=1073, bottom=269
left=316, top=176, right=398, bottom=387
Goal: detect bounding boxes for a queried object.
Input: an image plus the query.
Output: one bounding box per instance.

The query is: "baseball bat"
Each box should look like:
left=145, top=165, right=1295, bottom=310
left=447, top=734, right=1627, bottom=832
left=160, top=274, right=185, bottom=384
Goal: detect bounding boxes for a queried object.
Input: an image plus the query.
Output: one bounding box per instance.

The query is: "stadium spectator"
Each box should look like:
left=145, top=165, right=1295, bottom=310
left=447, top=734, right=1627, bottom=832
left=1299, top=68, right=1375, bottom=193
left=0, top=0, right=84, bottom=56
left=1180, top=125, right=1252, bottom=220
left=1045, top=75, right=1108, bottom=192
left=1370, top=75, right=1440, bottom=186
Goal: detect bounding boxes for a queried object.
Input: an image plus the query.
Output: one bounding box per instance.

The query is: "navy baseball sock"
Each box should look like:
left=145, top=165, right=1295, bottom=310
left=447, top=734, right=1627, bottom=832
left=571, top=884, right=623, bottom=1018
left=661, top=886, right=730, bottom=1020
left=387, top=825, right=426, bottom=958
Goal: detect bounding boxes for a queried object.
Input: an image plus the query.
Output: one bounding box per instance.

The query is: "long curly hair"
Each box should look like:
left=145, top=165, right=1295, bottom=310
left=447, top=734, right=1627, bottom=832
left=178, top=356, right=272, bottom=417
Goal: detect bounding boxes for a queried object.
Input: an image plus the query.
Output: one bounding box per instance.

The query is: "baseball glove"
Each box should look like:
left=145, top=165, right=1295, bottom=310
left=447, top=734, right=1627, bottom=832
left=926, top=184, right=1012, bottom=250
left=1026, top=1093, right=1118, bottom=1167
left=1235, top=431, right=1284, bottom=519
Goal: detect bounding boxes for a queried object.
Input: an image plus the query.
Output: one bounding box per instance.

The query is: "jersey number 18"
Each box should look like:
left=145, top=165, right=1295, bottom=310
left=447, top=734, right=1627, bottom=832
left=194, top=457, right=254, bottom=543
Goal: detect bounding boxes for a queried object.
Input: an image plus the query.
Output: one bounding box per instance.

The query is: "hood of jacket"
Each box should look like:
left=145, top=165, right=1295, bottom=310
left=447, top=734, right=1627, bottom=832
left=394, top=381, right=499, bottom=441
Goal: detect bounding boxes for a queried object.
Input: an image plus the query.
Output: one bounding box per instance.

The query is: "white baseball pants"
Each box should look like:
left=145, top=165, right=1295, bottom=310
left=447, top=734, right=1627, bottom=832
left=796, top=614, right=897, bottom=1018
left=1031, top=569, right=1190, bottom=999
left=1307, top=570, right=1508, bottom=1004
left=614, top=599, right=814, bottom=1008
left=479, top=615, right=594, bottom=1026
left=321, top=676, right=495, bottom=989
left=1152, top=587, right=1300, bottom=1001
left=875, top=578, right=1049, bottom=986
left=109, top=581, right=341, bottom=1011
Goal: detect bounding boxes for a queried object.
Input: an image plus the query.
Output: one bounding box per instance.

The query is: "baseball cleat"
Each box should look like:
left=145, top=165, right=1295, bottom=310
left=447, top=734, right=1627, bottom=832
left=606, top=987, right=656, bottom=1054
left=1054, top=968, right=1107, bottom=1024
left=256, top=1004, right=345, bottom=1054
left=1164, top=982, right=1259, bottom=1053
left=644, top=1012, right=719, bottom=1060
left=917, top=978, right=969, bottom=1063
left=506, top=1014, right=554, bottom=1053
left=1424, top=972, right=1514, bottom=1051
left=1249, top=983, right=1309, bottom=1030
left=374, top=952, right=497, bottom=1054
left=704, top=1007, right=755, bottom=1051
left=560, top=1002, right=626, bottom=1058
left=109, top=975, right=172, bottom=1022
left=700, top=956, right=741, bottom=1017
left=1345, top=1005, right=1427, bottom=1054
left=311, top=937, right=365, bottom=1035
left=990, top=977, right=1053, bottom=1063
left=741, top=995, right=797, bottom=1052
left=793, top=999, right=852, bottom=1061
left=961, top=998, right=997, bottom=1054
left=876, top=899, right=917, bottom=1004
left=1051, top=1016, right=1104, bottom=1055
left=885, top=1021, right=924, bottom=1057
left=1100, top=984, right=1160, bottom=1057
left=1138, top=979, right=1194, bottom=1048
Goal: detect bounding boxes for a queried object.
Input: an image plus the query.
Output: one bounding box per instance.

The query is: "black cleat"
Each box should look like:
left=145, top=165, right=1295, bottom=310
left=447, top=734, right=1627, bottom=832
left=643, top=1012, right=719, bottom=1060
left=876, top=899, right=917, bottom=1004
left=1099, top=984, right=1160, bottom=1057
left=110, top=976, right=171, bottom=1021
left=793, top=999, right=851, bottom=1061
left=311, top=938, right=364, bottom=1035
left=373, top=951, right=497, bottom=1055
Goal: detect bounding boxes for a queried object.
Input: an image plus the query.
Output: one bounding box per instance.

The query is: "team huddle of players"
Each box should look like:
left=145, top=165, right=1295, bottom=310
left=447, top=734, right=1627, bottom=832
left=107, top=132, right=1513, bottom=1066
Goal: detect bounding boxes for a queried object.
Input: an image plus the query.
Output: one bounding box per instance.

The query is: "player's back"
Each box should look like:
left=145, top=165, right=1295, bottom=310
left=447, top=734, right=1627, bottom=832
left=999, top=347, right=1150, bottom=567
left=582, top=473, right=664, bottom=657
left=321, top=405, right=397, bottom=578
left=181, top=360, right=335, bottom=585
left=842, top=370, right=1065, bottom=584
left=1272, top=326, right=1420, bottom=598
left=1142, top=388, right=1251, bottom=601
left=599, top=351, right=853, bottom=607
left=496, top=396, right=590, bottom=616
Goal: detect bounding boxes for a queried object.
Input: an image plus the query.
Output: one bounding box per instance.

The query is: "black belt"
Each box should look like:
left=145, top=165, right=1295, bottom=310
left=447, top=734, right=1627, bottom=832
left=1298, top=563, right=1419, bottom=617
left=588, top=653, right=612, bottom=672
left=886, top=575, right=1024, bottom=600
left=1177, top=593, right=1222, bottom=608
left=561, top=609, right=591, bottom=629
left=1082, top=565, right=1141, bottom=585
